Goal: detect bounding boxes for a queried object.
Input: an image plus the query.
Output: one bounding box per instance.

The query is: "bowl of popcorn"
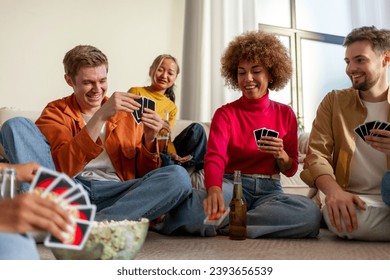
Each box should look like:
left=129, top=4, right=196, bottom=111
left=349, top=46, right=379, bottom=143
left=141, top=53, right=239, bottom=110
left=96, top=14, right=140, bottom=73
left=51, top=218, right=149, bottom=260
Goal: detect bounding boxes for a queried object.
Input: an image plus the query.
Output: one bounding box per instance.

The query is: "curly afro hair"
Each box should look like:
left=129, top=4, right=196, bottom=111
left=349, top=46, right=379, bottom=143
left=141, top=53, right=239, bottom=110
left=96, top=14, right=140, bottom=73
left=220, top=30, right=292, bottom=91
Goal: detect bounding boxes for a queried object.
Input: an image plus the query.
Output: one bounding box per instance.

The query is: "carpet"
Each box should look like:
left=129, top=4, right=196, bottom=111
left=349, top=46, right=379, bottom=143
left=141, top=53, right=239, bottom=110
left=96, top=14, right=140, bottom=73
left=38, top=229, right=390, bottom=260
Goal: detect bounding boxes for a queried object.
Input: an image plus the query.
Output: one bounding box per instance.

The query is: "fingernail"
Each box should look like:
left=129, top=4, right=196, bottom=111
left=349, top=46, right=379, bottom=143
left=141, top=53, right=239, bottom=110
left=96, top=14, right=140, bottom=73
left=66, top=224, right=75, bottom=233
left=61, top=231, right=73, bottom=243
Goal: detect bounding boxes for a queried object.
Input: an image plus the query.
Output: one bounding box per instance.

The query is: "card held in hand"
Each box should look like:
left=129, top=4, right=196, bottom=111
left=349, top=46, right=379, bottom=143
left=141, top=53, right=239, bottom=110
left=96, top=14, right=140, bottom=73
left=253, top=127, right=279, bottom=147
left=204, top=207, right=230, bottom=226
left=29, top=167, right=61, bottom=195
left=30, top=167, right=96, bottom=250
left=41, top=174, right=77, bottom=201
left=131, top=97, right=143, bottom=124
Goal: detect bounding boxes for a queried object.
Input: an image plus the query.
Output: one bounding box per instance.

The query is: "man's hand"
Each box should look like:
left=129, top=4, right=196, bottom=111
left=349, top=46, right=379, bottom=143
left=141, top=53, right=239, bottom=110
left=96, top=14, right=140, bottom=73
left=99, top=92, right=142, bottom=121
left=365, top=129, right=390, bottom=155
left=86, top=92, right=142, bottom=141
left=317, top=175, right=366, bottom=233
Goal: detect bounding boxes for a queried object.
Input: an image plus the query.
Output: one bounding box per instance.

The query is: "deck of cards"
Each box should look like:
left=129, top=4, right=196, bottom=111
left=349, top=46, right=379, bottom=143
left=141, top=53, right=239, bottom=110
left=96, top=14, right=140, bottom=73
left=354, top=120, right=390, bottom=141
left=253, top=127, right=279, bottom=146
left=204, top=207, right=230, bottom=226
left=132, top=96, right=156, bottom=124
left=30, top=167, right=96, bottom=250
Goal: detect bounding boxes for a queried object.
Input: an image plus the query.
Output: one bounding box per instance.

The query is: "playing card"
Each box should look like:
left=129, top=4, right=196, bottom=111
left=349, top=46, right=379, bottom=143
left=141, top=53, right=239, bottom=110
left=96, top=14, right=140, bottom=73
left=266, top=129, right=279, bottom=138
left=354, top=126, right=365, bottom=141
left=62, top=187, right=91, bottom=207
left=254, top=128, right=279, bottom=147
left=373, top=121, right=385, bottom=130
left=365, top=121, right=377, bottom=136
left=44, top=220, right=92, bottom=250
left=44, top=204, right=96, bottom=250
left=143, top=97, right=156, bottom=111
left=66, top=205, right=96, bottom=223
left=30, top=167, right=61, bottom=195
left=204, top=207, right=230, bottom=226
left=131, top=97, right=143, bottom=124
left=41, top=174, right=77, bottom=201
left=359, top=123, right=368, bottom=136
left=385, top=122, right=390, bottom=132
left=371, top=121, right=388, bottom=137
left=253, top=128, right=266, bottom=145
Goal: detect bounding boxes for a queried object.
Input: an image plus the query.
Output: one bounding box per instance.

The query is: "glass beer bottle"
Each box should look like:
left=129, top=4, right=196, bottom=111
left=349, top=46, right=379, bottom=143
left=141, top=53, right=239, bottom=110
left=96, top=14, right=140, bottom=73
left=229, top=170, right=247, bottom=240
left=0, top=167, right=17, bottom=200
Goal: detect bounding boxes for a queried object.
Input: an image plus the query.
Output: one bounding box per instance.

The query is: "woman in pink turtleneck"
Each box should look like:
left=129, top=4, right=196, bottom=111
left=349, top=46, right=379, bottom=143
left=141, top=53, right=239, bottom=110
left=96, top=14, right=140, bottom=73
left=202, top=30, right=321, bottom=238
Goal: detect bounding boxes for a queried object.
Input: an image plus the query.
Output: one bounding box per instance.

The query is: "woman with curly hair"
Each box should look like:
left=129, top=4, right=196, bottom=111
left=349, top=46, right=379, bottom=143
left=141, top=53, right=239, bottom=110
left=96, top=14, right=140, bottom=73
left=202, top=30, right=321, bottom=238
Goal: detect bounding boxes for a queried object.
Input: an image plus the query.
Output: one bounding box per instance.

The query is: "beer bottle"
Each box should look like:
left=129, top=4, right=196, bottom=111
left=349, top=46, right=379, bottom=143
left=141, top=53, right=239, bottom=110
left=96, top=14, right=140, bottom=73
left=229, top=170, right=247, bottom=240
left=0, top=167, right=17, bottom=200
left=157, top=111, right=170, bottom=153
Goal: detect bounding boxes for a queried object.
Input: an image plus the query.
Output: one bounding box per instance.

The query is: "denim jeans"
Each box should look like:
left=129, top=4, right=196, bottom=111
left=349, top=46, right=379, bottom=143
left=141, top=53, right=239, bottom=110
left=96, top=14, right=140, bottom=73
left=382, top=170, right=390, bottom=206
left=0, top=117, right=55, bottom=192
left=160, top=174, right=321, bottom=238
left=0, top=233, right=39, bottom=260
left=0, top=117, right=193, bottom=222
left=75, top=165, right=192, bottom=221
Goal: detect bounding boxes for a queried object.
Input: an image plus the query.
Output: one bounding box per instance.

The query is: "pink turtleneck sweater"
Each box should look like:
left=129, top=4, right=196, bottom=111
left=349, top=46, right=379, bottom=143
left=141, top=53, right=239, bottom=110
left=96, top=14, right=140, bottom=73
left=204, top=93, right=298, bottom=189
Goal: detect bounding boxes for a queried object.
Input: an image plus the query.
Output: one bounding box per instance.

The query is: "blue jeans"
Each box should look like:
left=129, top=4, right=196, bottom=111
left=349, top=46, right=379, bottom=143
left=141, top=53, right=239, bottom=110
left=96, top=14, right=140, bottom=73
left=160, top=174, right=321, bottom=238
left=0, top=117, right=193, bottom=222
left=382, top=171, right=390, bottom=206
left=0, top=117, right=55, bottom=192
left=75, top=165, right=192, bottom=221
left=0, top=233, right=39, bottom=260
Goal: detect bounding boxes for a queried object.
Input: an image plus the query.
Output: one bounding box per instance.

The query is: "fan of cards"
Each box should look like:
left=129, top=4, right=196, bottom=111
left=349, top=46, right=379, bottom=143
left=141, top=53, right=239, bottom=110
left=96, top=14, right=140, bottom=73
left=354, top=120, right=390, bottom=141
left=30, top=167, right=96, bottom=250
left=253, top=127, right=279, bottom=146
left=132, top=96, right=156, bottom=124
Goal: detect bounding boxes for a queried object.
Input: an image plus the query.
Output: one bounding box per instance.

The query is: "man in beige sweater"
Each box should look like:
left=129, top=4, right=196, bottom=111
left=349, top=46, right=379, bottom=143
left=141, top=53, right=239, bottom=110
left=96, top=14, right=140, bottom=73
left=301, top=26, right=390, bottom=241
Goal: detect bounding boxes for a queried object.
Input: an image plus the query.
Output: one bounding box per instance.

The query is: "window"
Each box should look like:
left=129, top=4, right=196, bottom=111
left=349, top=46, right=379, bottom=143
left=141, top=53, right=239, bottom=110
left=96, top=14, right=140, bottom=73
left=259, top=24, right=348, bottom=132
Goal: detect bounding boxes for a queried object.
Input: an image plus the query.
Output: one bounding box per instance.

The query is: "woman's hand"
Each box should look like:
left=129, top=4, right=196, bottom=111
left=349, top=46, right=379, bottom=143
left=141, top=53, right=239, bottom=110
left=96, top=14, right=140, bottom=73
left=0, top=193, right=73, bottom=242
left=257, top=136, right=285, bottom=158
left=203, top=186, right=226, bottom=219
left=0, top=162, right=40, bottom=183
left=257, top=136, right=292, bottom=172
left=142, top=108, right=163, bottom=151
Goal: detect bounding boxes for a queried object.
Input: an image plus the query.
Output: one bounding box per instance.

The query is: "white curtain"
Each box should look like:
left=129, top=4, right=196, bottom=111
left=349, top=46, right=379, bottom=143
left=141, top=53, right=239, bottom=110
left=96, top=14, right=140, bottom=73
left=351, top=0, right=390, bottom=28
left=180, top=0, right=258, bottom=122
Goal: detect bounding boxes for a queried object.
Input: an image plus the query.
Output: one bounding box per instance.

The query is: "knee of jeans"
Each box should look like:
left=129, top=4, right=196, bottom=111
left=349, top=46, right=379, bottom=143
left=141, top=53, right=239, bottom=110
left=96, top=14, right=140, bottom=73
left=170, top=165, right=192, bottom=189
left=1, top=117, right=34, bottom=134
left=299, top=198, right=321, bottom=236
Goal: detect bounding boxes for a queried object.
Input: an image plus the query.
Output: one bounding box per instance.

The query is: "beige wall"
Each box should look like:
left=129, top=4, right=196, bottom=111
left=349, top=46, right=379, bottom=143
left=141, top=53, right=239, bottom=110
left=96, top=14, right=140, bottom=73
left=0, top=0, right=184, bottom=113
